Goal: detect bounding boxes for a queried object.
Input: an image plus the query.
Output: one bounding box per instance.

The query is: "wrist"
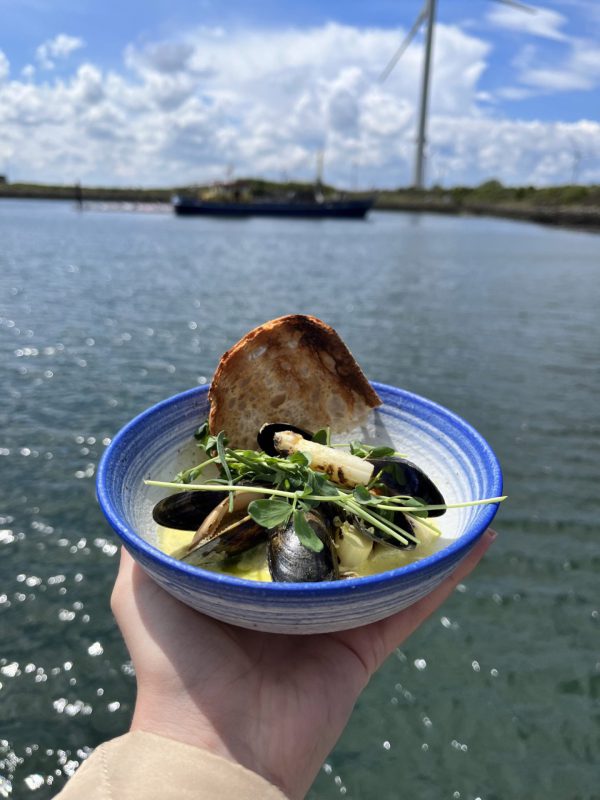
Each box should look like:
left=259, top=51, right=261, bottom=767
left=129, top=689, right=290, bottom=796
left=130, top=690, right=235, bottom=762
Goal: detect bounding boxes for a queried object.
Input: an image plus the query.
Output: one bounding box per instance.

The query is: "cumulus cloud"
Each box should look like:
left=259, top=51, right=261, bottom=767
left=133, top=40, right=196, bottom=74
left=0, top=23, right=598, bottom=187
left=429, top=117, right=599, bottom=186
left=36, top=34, right=85, bottom=70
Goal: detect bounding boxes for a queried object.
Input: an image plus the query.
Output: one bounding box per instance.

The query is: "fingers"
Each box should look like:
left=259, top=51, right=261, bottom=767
left=374, top=528, right=497, bottom=667
left=117, top=545, right=136, bottom=580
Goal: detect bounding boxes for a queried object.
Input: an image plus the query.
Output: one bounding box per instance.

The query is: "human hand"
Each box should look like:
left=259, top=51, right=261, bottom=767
left=111, top=529, right=496, bottom=799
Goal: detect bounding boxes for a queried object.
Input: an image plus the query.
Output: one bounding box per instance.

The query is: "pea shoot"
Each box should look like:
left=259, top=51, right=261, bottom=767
left=146, top=421, right=506, bottom=553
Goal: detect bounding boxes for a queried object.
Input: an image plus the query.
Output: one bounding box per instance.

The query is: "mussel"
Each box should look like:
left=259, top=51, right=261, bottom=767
left=182, top=491, right=267, bottom=566
left=152, top=490, right=224, bottom=530
left=257, top=422, right=313, bottom=456
left=368, top=457, right=446, bottom=517
left=153, top=445, right=442, bottom=581
left=268, top=509, right=339, bottom=582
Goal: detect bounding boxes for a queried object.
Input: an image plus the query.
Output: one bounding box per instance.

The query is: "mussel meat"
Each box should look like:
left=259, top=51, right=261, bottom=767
left=268, top=509, right=339, bottom=582
left=257, top=422, right=313, bottom=456
left=368, top=457, right=446, bottom=517
left=182, top=491, right=266, bottom=566
left=152, top=490, right=224, bottom=530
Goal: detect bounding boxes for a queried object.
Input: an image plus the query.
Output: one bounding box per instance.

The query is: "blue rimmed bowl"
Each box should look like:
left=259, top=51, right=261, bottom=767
left=97, top=383, right=502, bottom=634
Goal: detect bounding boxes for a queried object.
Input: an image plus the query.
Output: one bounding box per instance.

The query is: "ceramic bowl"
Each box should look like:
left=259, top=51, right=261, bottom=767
left=96, top=383, right=502, bottom=634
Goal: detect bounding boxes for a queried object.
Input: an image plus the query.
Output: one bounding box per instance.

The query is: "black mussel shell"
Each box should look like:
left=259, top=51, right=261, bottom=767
left=257, top=422, right=314, bottom=456
left=183, top=515, right=266, bottom=566
left=182, top=491, right=267, bottom=566
left=368, top=457, right=446, bottom=517
left=268, top=509, right=339, bottom=582
left=152, top=490, right=224, bottom=530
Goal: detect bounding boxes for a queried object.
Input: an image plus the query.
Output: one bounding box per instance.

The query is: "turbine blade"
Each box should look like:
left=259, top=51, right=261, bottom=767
left=379, top=3, right=429, bottom=83
left=490, top=0, right=537, bottom=14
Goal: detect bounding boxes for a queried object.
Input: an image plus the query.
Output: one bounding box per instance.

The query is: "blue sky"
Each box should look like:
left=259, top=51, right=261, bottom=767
left=0, top=0, right=598, bottom=186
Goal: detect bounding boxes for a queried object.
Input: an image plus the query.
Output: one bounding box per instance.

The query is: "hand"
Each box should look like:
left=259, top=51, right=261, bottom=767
left=111, top=529, right=496, bottom=799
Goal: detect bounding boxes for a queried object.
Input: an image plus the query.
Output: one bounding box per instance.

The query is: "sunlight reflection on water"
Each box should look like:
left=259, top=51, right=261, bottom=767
left=0, top=201, right=598, bottom=798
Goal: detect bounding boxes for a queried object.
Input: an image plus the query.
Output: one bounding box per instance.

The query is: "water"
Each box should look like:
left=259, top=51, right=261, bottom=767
left=0, top=200, right=598, bottom=799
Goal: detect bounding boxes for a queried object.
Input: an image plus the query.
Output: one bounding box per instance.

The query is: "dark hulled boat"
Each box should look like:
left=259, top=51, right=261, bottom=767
left=172, top=193, right=374, bottom=219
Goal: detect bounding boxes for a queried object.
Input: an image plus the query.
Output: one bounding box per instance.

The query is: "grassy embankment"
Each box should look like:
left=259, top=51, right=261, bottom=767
left=374, top=180, right=600, bottom=229
left=0, top=182, right=173, bottom=202
left=0, top=178, right=337, bottom=203
left=1, top=178, right=599, bottom=229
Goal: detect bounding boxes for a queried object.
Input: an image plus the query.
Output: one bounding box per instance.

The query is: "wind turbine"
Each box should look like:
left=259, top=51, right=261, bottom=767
left=380, top=0, right=536, bottom=189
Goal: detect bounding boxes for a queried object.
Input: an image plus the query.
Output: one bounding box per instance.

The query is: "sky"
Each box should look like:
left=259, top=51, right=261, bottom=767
left=0, top=0, right=599, bottom=188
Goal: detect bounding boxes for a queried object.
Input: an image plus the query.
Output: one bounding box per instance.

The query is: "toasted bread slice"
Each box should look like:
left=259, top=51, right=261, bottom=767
left=208, top=315, right=382, bottom=450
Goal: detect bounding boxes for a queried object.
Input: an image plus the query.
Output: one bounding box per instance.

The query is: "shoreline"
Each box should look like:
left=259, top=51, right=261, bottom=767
left=1, top=182, right=599, bottom=232
left=374, top=198, right=600, bottom=233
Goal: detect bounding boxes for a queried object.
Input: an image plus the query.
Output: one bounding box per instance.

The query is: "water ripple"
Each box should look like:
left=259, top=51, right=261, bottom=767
left=0, top=202, right=598, bottom=799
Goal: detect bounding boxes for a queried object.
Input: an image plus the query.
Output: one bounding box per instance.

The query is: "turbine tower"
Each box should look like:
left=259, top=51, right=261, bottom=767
left=380, top=0, right=536, bottom=189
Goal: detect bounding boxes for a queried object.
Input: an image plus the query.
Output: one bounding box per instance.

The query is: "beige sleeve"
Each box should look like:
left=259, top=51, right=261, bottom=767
left=53, top=730, right=288, bottom=800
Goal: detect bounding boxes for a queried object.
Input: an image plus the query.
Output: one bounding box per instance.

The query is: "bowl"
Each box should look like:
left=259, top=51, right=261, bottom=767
left=96, top=383, right=502, bottom=634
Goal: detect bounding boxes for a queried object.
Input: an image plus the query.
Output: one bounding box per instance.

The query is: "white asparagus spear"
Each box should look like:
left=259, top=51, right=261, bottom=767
left=273, top=431, right=374, bottom=487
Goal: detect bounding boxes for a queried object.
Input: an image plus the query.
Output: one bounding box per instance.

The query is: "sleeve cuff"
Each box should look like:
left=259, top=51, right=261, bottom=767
left=54, top=730, right=289, bottom=800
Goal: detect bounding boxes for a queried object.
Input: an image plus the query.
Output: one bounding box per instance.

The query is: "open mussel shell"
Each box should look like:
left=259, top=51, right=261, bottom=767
left=182, top=491, right=266, bottom=566
left=268, top=509, right=339, bottom=582
left=257, top=422, right=314, bottom=456
left=368, top=457, right=446, bottom=517
left=152, top=490, right=224, bottom=530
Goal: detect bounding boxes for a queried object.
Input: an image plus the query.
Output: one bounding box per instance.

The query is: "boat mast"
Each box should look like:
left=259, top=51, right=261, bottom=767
left=315, top=149, right=325, bottom=200
left=316, top=150, right=324, bottom=185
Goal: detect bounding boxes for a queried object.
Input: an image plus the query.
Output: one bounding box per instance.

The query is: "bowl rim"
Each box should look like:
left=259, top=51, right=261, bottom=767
left=96, top=382, right=503, bottom=596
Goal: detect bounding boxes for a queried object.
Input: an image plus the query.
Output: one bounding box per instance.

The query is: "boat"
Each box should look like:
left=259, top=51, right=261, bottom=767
left=173, top=195, right=373, bottom=218
left=172, top=182, right=374, bottom=219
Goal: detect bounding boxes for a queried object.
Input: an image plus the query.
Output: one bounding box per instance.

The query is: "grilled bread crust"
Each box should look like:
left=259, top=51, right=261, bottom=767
left=208, top=315, right=382, bottom=449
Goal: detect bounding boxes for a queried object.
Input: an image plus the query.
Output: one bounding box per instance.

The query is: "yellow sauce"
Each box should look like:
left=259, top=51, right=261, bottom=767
left=158, top=526, right=272, bottom=582
left=157, top=516, right=441, bottom=582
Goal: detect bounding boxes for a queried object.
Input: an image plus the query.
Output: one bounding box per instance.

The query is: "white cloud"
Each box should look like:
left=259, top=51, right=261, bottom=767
left=72, top=63, right=105, bottom=105
left=36, top=34, right=85, bottom=70
left=428, top=117, right=600, bottom=186
left=487, top=5, right=569, bottom=41
left=494, top=7, right=600, bottom=100
left=518, top=39, right=600, bottom=92
left=0, top=23, right=598, bottom=187
left=522, top=66, right=588, bottom=91
left=134, top=41, right=195, bottom=74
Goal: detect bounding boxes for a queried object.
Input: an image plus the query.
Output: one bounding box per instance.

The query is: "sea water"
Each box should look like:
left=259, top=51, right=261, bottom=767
left=0, top=200, right=598, bottom=799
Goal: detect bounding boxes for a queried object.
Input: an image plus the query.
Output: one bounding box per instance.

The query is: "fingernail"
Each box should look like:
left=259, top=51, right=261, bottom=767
left=486, top=528, right=498, bottom=541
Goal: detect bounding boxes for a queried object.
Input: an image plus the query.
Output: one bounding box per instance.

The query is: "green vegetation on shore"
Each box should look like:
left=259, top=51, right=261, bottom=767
left=1, top=178, right=599, bottom=229
left=0, top=181, right=174, bottom=202
left=0, top=177, right=341, bottom=203
left=374, top=180, right=600, bottom=230
left=375, top=179, right=600, bottom=208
